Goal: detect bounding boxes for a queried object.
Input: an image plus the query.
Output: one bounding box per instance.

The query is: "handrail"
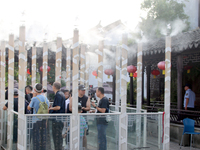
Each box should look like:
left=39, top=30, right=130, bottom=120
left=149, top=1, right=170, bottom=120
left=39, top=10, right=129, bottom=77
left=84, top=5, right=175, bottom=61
left=109, top=105, right=146, bottom=112
left=25, top=112, right=121, bottom=116
left=80, top=112, right=121, bottom=116
left=171, top=108, right=200, bottom=113
left=11, top=110, right=19, bottom=115
left=127, top=112, right=163, bottom=115
left=25, top=113, right=72, bottom=116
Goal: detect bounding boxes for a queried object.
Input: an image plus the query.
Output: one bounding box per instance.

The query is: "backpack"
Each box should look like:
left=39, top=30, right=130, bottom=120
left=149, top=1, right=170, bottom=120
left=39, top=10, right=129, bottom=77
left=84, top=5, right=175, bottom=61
left=36, top=96, right=48, bottom=114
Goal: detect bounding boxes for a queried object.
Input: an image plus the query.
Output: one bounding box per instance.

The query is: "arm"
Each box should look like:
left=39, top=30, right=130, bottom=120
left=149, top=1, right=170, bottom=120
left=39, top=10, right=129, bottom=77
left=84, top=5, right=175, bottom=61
left=3, top=102, right=8, bottom=110
left=91, top=102, right=106, bottom=113
left=83, top=97, right=91, bottom=111
left=3, top=105, right=7, bottom=110
left=28, top=97, right=35, bottom=111
left=84, top=128, right=87, bottom=136
left=49, top=95, right=61, bottom=111
left=69, top=97, right=73, bottom=112
left=27, top=105, right=32, bottom=110
left=49, top=106, right=61, bottom=111
left=96, top=107, right=106, bottom=113
left=185, top=98, right=189, bottom=110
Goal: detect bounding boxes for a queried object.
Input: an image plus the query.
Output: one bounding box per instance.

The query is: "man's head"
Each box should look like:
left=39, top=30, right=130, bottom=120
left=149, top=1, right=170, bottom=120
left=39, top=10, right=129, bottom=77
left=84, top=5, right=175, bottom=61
left=25, top=85, right=33, bottom=94
left=96, top=87, right=104, bottom=98
left=184, top=84, right=191, bottom=91
left=14, top=88, right=18, bottom=97
left=78, top=104, right=82, bottom=113
left=63, top=89, right=69, bottom=99
left=78, top=85, right=86, bottom=97
left=34, top=83, right=43, bottom=94
left=53, top=82, right=61, bottom=93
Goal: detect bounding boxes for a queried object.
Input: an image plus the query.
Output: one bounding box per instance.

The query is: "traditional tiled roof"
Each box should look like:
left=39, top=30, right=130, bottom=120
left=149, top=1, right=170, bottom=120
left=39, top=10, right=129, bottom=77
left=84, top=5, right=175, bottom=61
left=141, top=28, right=200, bottom=56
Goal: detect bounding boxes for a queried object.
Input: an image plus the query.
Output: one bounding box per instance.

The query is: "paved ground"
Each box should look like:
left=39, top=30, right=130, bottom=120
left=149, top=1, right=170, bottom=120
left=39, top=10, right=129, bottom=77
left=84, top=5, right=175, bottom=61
left=170, top=141, right=200, bottom=150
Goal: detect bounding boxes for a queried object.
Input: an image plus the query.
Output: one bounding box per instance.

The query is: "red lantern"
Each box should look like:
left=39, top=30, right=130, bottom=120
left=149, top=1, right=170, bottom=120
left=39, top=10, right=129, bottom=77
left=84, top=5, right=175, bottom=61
left=127, top=65, right=137, bottom=77
left=133, top=72, right=137, bottom=78
left=184, top=65, right=192, bottom=73
left=157, top=61, right=165, bottom=74
left=27, top=68, right=31, bottom=75
left=151, top=69, right=160, bottom=78
left=40, top=66, right=51, bottom=72
left=92, top=71, right=98, bottom=79
left=104, top=69, right=114, bottom=78
left=133, top=72, right=137, bottom=79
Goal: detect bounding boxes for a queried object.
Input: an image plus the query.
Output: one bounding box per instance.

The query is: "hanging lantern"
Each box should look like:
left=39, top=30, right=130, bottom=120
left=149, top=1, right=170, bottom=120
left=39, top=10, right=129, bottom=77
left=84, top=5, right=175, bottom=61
left=92, top=71, right=98, bottom=79
left=151, top=69, right=160, bottom=78
left=133, top=72, right=137, bottom=80
left=184, top=65, right=192, bottom=73
left=133, top=72, right=137, bottom=78
left=40, top=66, right=51, bottom=72
left=104, top=69, right=114, bottom=78
left=27, top=68, right=31, bottom=75
left=127, top=65, right=137, bottom=77
left=157, top=61, right=165, bottom=74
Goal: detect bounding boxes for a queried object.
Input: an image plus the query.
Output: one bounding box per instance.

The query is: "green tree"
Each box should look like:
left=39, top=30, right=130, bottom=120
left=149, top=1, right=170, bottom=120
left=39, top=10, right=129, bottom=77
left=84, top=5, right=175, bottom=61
left=138, top=0, right=190, bottom=39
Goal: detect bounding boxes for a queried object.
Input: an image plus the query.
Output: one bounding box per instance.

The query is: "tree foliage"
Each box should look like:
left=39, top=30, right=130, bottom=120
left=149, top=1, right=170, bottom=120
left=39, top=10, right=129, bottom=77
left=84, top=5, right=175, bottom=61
left=138, top=0, right=190, bottom=39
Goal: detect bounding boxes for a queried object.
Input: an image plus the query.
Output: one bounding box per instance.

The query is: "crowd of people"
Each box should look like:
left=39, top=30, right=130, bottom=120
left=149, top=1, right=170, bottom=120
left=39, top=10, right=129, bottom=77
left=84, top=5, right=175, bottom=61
left=3, top=81, right=110, bottom=150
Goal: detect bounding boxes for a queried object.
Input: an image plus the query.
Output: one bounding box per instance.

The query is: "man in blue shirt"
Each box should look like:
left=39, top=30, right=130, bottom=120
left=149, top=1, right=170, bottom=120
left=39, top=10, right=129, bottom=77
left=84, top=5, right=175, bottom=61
left=49, top=82, right=65, bottom=150
left=184, top=84, right=196, bottom=111
left=28, top=83, right=49, bottom=150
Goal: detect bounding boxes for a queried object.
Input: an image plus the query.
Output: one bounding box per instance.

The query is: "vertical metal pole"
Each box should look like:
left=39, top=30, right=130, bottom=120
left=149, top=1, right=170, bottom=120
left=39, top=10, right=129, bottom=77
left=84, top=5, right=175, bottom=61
left=25, top=50, right=27, bottom=85
left=147, top=65, right=151, bottom=106
left=130, top=76, right=133, bottom=105
left=66, top=47, right=71, bottom=90
left=80, top=44, right=85, bottom=85
left=7, top=34, right=14, bottom=149
left=85, top=52, right=90, bottom=96
left=97, top=40, right=103, bottom=89
left=136, top=43, right=142, bottom=147
left=164, top=36, right=171, bottom=150
left=42, top=42, right=48, bottom=89
left=120, top=33, right=128, bottom=150
left=115, top=46, right=121, bottom=111
left=71, top=29, right=79, bottom=150
left=177, top=55, right=183, bottom=110
left=55, top=37, right=62, bottom=83
left=112, top=46, right=116, bottom=104
left=137, top=43, right=142, bottom=112
left=18, top=26, right=26, bottom=150
left=158, top=113, right=161, bottom=149
left=143, top=110, right=147, bottom=147
left=32, top=46, right=36, bottom=87
left=0, top=41, right=6, bottom=145
left=142, top=64, right=144, bottom=104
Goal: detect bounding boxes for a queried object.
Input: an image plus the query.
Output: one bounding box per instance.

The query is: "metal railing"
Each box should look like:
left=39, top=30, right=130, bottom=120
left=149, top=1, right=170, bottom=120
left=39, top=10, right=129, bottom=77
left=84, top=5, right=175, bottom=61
left=0, top=109, right=165, bottom=150
left=109, top=105, right=147, bottom=113
left=127, top=112, right=163, bottom=150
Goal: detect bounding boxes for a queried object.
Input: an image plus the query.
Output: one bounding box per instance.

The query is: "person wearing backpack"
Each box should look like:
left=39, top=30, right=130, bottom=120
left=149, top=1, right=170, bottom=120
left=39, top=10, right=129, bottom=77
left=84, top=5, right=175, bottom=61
left=28, top=83, right=49, bottom=150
